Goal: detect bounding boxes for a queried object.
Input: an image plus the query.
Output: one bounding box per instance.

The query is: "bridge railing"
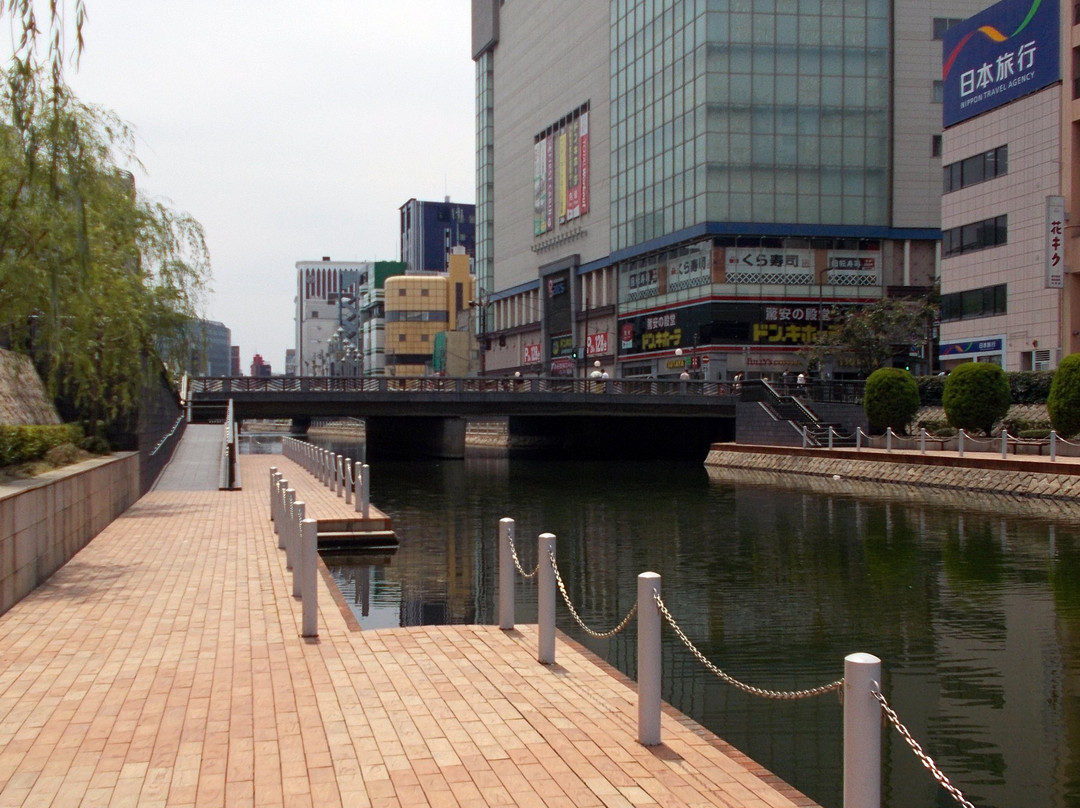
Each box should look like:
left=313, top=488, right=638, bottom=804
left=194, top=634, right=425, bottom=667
left=189, top=375, right=738, bottom=397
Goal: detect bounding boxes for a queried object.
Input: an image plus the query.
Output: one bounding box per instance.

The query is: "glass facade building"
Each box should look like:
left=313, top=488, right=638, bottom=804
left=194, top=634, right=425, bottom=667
left=472, top=0, right=990, bottom=380
left=612, top=0, right=891, bottom=251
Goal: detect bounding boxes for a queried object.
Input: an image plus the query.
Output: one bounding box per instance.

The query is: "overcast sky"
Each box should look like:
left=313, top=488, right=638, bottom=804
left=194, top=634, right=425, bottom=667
left=61, top=1, right=475, bottom=371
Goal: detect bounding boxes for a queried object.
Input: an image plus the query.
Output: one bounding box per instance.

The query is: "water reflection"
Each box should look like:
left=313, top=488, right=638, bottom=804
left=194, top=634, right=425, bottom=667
left=307, top=438, right=1080, bottom=808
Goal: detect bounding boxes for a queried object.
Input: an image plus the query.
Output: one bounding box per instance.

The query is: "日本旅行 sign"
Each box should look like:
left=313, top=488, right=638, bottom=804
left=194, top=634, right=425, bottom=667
left=942, top=0, right=1059, bottom=127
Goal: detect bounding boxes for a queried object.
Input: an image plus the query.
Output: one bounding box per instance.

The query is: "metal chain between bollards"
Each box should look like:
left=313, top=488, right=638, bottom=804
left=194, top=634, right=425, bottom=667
left=548, top=549, right=637, bottom=639
left=507, top=529, right=539, bottom=578
left=654, top=590, right=843, bottom=700
left=873, top=690, right=977, bottom=808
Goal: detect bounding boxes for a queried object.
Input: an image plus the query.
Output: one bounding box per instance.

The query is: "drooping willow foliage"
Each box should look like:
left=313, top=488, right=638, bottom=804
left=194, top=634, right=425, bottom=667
left=0, top=1, right=211, bottom=436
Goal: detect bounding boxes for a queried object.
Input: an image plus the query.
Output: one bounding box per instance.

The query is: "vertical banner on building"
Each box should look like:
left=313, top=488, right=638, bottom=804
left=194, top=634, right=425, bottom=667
left=1047, top=195, right=1066, bottom=288
left=567, top=117, right=581, bottom=220
left=534, top=139, right=547, bottom=236
left=545, top=132, right=556, bottom=232
left=557, top=129, right=568, bottom=223
left=579, top=109, right=590, bottom=215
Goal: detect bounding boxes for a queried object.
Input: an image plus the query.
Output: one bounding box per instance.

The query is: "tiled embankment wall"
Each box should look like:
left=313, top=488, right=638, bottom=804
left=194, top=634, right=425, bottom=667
left=705, top=444, right=1080, bottom=501
left=0, top=453, right=139, bottom=615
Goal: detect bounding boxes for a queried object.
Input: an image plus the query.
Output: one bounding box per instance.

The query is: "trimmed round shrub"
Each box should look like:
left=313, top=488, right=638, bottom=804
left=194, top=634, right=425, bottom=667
left=942, top=362, right=1011, bottom=436
left=864, top=368, right=920, bottom=434
left=1047, top=353, right=1080, bottom=437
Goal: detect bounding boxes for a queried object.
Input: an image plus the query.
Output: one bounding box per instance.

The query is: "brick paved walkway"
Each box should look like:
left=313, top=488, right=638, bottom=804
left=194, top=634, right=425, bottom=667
left=0, top=454, right=818, bottom=808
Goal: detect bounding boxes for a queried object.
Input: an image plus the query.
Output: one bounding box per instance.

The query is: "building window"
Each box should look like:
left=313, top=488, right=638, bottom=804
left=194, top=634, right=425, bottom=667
left=942, top=215, right=1008, bottom=257
left=932, top=135, right=943, bottom=157
left=398, top=334, right=407, bottom=342
left=421, top=288, right=430, bottom=297
left=932, top=80, right=943, bottom=103
left=940, top=284, right=1007, bottom=321
left=943, top=146, right=1008, bottom=193
left=933, top=18, right=964, bottom=39
left=398, top=288, right=407, bottom=296
left=421, top=334, right=429, bottom=342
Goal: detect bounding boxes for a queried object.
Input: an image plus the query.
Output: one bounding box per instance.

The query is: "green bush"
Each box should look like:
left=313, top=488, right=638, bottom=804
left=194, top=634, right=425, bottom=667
left=1001, top=414, right=1052, bottom=435
left=79, top=435, right=111, bottom=454
left=943, top=362, right=1011, bottom=436
left=1010, top=370, right=1054, bottom=404
left=864, top=368, right=920, bottom=434
left=1048, top=353, right=1080, bottom=437
left=917, top=374, right=946, bottom=406
left=915, top=417, right=955, bottom=436
left=0, top=423, right=84, bottom=466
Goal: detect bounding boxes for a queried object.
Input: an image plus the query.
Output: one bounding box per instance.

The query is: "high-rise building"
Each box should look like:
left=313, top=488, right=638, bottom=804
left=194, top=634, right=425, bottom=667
left=295, top=257, right=406, bottom=376
left=471, top=0, right=989, bottom=380
left=383, top=247, right=476, bottom=376
left=400, top=198, right=476, bottom=273
left=938, top=0, right=1075, bottom=371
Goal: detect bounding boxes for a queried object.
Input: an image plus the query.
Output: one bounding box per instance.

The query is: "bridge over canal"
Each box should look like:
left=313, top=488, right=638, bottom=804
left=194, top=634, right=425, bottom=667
left=187, top=375, right=740, bottom=459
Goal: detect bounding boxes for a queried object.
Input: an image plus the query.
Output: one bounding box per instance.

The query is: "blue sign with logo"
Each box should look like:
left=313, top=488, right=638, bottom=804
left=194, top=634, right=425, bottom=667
left=942, top=0, right=1059, bottom=127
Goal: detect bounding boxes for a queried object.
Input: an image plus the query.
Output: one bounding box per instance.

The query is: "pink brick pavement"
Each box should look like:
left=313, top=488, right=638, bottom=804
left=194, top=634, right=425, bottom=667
left=0, top=454, right=819, bottom=807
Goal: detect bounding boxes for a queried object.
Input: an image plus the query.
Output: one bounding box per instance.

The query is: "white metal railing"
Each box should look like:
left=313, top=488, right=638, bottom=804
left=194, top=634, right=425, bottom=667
left=847, top=426, right=1077, bottom=461
left=279, top=437, right=371, bottom=518
left=218, top=400, right=239, bottom=489
left=495, top=515, right=978, bottom=808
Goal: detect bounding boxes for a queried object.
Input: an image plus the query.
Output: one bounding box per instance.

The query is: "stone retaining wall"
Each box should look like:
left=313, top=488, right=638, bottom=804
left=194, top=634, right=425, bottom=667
left=704, top=444, right=1080, bottom=501
left=0, top=453, right=140, bottom=615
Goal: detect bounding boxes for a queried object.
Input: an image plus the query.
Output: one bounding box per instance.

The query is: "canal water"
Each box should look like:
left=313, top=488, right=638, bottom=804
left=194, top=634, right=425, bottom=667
left=303, top=438, right=1080, bottom=808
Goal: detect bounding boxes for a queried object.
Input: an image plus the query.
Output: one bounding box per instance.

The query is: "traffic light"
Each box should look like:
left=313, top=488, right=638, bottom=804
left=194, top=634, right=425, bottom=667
left=571, top=348, right=579, bottom=359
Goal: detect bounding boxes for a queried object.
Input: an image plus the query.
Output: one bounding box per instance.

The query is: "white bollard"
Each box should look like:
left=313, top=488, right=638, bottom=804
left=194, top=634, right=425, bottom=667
left=958, top=428, right=965, bottom=457
left=281, top=488, right=295, bottom=551
left=271, top=472, right=282, bottom=527
left=885, top=427, right=892, bottom=451
left=920, top=428, right=926, bottom=454
left=360, top=463, right=371, bottom=519
left=336, top=454, right=344, bottom=495
left=1052, top=430, right=1058, bottom=461
left=291, top=502, right=305, bottom=597
left=269, top=467, right=278, bottom=522
left=343, top=458, right=353, bottom=504
left=354, top=462, right=364, bottom=513
left=855, top=427, right=862, bottom=450
left=637, top=572, right=662, bottom=746
left=1001, top=429, right=1008, bottom=459
left=538, top=533, right=556, bottom=664
left=301, top=518, right=318, bottom=638
left=499, top=518, right=515, bottom=630
left=844, top=652, right=882, bottom=808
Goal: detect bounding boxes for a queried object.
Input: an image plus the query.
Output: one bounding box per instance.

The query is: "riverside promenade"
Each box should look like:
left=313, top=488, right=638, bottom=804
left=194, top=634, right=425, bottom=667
left=0, top=449, right=817, bottom=808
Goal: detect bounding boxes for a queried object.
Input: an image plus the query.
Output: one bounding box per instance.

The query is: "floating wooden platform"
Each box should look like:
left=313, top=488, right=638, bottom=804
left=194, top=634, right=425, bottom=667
left=271, top=456, right=398, bottom=549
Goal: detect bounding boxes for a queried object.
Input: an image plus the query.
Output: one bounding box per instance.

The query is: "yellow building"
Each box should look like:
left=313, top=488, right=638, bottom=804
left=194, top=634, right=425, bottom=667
left=384, top=247, right=475, bottom=376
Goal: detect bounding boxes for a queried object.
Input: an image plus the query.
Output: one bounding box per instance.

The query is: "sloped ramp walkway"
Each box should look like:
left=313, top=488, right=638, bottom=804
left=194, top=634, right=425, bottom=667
left=0, top=454, right=818, bottom=807
left=152, top=424, right=224, bottom=492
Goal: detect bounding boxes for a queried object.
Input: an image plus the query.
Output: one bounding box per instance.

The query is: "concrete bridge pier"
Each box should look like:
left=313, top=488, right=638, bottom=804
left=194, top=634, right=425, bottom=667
left=365, top=416, right=466, bottom=459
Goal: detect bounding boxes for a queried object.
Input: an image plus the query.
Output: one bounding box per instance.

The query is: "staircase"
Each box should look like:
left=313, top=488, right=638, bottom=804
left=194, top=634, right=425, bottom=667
left=739, top=380, right=857, bottom=447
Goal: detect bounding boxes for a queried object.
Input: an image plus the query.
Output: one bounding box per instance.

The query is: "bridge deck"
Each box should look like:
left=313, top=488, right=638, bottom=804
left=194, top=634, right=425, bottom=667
left=0, top=454, right=818, bottom=807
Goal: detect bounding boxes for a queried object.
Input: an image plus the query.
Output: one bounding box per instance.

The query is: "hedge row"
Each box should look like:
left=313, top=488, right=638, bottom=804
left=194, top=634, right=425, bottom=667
left=917, top=370, right=1054, bottom=406
left=0, top=423, right=84, bottom=467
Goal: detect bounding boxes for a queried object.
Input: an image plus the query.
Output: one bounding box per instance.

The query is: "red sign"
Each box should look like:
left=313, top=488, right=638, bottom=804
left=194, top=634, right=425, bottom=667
left=523, top=343, right=541, bottom=364
left=586, top=332, right=609, bottom=356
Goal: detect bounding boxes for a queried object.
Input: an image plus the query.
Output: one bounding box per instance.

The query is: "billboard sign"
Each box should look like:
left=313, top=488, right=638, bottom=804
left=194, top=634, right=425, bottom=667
left=942, top=0, right=1060, bottom=127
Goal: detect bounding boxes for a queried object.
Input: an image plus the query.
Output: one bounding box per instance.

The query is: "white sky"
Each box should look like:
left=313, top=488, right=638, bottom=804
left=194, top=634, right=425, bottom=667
left=60, top=1, right=476, bottom=371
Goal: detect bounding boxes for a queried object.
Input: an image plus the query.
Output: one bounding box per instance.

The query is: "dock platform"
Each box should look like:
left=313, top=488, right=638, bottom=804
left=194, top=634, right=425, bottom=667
left=0, top=453, right=818, bottom=807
